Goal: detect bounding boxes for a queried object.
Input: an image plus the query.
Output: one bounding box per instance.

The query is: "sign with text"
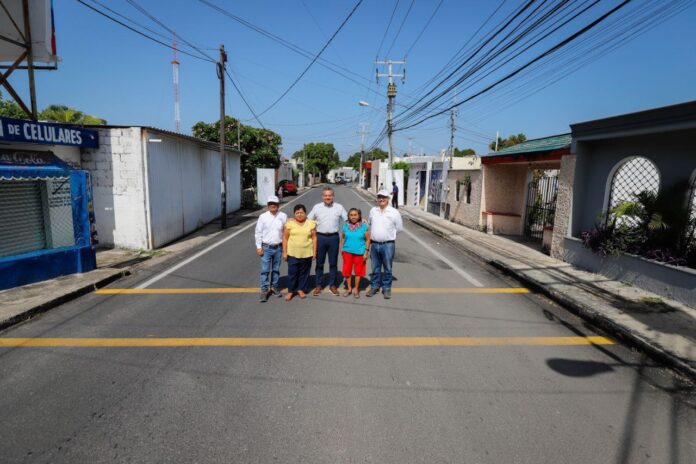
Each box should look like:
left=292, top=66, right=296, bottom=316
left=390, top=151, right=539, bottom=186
left=0, top=117, right=98, bottom=148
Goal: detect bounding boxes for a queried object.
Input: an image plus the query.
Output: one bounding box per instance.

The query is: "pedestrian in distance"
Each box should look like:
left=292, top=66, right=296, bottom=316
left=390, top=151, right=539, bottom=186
left=340, top=208, right=371, bottom=298
left=366, top=189, right=403, bottom=299
left=254, top=195, right=287, bottom=303
left=308, top=187, right=347, bottom=296
left=277, top=183, right=284, bottom=203
left=391, top=181, right=399, bottom=209
left=283, top=204, right=317, bottom=301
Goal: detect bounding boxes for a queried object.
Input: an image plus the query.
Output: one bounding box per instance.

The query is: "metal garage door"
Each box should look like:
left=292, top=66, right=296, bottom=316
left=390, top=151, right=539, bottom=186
left=0, top=180, right=47, bottom=257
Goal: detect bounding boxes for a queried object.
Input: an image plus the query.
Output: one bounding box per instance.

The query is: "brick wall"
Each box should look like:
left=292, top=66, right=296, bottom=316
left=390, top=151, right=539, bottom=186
left=81, top=128, right=149, bottom=249
left=446, top=170, right=482, bottom=229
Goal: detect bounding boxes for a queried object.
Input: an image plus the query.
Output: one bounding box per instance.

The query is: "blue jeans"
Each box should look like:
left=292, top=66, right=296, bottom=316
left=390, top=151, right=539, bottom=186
left=315, top=234, right=340, bottom=288
left=259, top=244, right=282, bottom=292
left=370, top=242, right=395, bottom=290
left=287, top=256, right=312, bottom=293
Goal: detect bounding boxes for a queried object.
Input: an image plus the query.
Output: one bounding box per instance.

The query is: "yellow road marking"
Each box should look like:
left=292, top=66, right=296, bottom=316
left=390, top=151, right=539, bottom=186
left=95, top=287, right=530, bottom=295
left=0, top=336, right=613, bottom=348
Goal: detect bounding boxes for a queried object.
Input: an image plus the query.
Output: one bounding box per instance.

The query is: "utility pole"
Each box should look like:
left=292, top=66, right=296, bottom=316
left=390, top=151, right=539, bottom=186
left=375, top=59, right=405, bottom=171
left=218, top=44, right=228, bottom=229
left=495, top=130, right=499, bottom=152
left=358, top=122, right=368, bottom=189
left=441, top=89, right=456, bottom=218
left=303, top=145, right=307, bottom=188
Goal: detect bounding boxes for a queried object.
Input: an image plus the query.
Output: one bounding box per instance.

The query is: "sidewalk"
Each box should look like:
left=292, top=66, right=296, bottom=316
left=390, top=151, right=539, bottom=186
left=398, top=204, right=696, bottom=380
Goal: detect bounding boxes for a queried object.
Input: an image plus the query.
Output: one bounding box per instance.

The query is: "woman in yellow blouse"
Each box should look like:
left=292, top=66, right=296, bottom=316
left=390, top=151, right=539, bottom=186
left=282, top=204, right=317, bottom=300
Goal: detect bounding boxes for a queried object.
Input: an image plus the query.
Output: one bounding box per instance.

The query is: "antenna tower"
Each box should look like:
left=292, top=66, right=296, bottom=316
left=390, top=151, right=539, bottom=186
left=172, top=33, right=181, bottom=132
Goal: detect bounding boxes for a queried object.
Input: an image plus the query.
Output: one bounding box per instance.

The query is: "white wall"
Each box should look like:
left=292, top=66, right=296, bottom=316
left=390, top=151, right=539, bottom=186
left=81, top=128, right=149, bottom=249
left=146, top=129, right=241, bottom=248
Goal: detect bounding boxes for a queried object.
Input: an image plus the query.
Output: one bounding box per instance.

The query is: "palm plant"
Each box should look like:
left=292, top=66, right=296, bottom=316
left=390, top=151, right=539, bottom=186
left=39, top=105, right=106, bottom=125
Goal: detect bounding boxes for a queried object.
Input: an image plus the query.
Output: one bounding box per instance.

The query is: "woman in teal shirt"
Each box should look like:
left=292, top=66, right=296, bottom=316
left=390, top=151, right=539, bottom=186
left=340, top=208, right=371, bottom=298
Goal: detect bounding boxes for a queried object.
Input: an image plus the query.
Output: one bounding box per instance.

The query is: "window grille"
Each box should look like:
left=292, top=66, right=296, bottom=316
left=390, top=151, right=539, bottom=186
left=607, top=157, right=660, bottom=226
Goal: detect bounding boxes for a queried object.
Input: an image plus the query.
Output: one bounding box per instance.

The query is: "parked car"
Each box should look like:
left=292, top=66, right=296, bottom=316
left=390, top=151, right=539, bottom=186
left=278, top=179, right=297, bottom=195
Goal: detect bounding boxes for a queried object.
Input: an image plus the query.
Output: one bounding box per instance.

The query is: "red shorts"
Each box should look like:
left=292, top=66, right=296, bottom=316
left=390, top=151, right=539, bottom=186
left=342, top=251, right=366, bottom=277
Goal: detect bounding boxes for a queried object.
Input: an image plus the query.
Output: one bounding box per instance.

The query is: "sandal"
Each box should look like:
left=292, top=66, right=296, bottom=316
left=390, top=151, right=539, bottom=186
left=353, top=289, right=360, bottom=299
left=285, top=292, right=294, bottom=301
left=343, top=289, right=352, bottom=297
left=297, top=290, right=307, bottom=299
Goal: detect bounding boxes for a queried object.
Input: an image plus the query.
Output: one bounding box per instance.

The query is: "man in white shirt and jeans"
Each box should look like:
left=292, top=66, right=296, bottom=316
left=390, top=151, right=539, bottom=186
left=366, top=189, right=403, bottom=299
left=255, top=195, right=287, bottom=302
left=308, top=187, right=348, bottom=295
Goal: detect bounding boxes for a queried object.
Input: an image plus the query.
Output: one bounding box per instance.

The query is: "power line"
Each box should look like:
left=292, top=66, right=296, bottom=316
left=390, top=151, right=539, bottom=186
left=404, top=0, right=444, bottom=58
left=256, top=0, right=364, bottom=117
left=375, top=0, right=401, bottom=59
left=76, top=0, right=214, bottom=62
left=384, top=0, right=416, bottom=58
left=396, top=0, right=635, bottom=131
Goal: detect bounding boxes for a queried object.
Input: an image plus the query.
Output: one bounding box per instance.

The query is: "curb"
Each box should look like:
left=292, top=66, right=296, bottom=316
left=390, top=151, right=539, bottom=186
left=402, top=210, right=696, bottom=382
left=0, top=269, right=130, bottom=332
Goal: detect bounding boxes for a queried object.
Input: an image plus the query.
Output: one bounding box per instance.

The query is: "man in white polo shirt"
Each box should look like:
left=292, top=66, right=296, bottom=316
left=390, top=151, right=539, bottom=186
left=254, top=195, right=287, bottom=302
left=308, top=186, right=347, bottom=295
left=366, top=189, right=403, bottom=299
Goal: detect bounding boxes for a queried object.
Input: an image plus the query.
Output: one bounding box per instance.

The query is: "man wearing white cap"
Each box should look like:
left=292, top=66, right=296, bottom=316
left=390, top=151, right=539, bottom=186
left=255, top=195, right=287, bottom=302
left=366, top=189, right=403, bottom=299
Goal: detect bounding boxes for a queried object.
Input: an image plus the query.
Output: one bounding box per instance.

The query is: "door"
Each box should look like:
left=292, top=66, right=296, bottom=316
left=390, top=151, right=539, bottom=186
left=0, top=180, right=47, bottom=257
left=427, top=169, right=442, bottom=215
left=523, top=175, right=558, bottom=241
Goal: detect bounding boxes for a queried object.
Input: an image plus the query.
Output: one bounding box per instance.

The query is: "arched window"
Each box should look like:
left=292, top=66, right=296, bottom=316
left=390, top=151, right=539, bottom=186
left=607, top=156, right=660, bottom=226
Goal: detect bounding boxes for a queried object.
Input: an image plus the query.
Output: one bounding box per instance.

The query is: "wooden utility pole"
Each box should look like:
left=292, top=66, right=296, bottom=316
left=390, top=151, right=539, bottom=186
left=218, top=45, right=228, bottom=229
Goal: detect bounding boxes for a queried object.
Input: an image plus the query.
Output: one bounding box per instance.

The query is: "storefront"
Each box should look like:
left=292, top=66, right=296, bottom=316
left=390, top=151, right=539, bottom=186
left=0, top=117, right=98, bottom=290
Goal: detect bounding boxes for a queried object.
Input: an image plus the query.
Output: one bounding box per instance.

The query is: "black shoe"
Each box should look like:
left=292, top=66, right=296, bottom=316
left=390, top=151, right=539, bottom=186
left=270, top=288, right=282, bottom=297
left=260, top=292, right=269, bottom=303
left=382, top=289, right=392, bottom=299
left=365, top=287, right=379, bottom=297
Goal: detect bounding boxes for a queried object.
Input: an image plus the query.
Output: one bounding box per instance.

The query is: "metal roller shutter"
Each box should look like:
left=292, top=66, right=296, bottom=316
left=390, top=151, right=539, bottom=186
left=0, top=180, right=47, bottom=257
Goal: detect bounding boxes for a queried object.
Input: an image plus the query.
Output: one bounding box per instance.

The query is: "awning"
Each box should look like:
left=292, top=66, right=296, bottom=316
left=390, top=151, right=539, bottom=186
left=0, top=149, right=72, bottom=180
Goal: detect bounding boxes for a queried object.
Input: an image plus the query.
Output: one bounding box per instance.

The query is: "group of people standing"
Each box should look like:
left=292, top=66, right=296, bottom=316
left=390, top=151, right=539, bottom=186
left=254, top=186, right=403, bottom=302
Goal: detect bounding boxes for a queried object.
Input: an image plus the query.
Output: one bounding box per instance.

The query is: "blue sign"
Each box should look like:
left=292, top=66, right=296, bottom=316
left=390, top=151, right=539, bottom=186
left=0, top=117, right=99, bottom=148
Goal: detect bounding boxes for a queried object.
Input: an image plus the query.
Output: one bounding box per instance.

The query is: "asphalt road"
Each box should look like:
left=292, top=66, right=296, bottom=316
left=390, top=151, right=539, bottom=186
left=1, top=185, right=694, bottom=463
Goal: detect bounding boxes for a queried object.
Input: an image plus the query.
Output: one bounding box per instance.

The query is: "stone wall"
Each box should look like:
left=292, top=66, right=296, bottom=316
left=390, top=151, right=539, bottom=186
left=446, top=170, right=482, bottom=229
left=550, top=154, right=576, bottom=259
left=81, top=128, right=149, bottom=249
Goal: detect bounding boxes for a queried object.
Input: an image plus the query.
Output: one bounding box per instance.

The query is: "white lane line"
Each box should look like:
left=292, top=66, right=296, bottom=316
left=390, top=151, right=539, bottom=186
left=349, top=188, right=484, bottom=287
left=137, top=188, right=315, bottom=289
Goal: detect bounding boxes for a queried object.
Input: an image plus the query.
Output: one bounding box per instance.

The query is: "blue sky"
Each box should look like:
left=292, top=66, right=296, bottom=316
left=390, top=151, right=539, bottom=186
left=14, top=0, right=696, bottom=158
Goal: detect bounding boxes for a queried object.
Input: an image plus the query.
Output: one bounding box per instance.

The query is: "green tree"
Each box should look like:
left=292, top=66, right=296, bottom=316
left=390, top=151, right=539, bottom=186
left=292, top=142, right=339, bottom=182
left=453, top=147, right=476, bottom=157
left=367, top=148, right=388, bottom=161
left=39, top=105, right=107, bottom=125
left=343, top=152, right=362, bottom=170
left=0, top=91, right=26, bottom=119
left=192, top=116, right=282, bottom=188
left=489, top=133, right=527, bottom=151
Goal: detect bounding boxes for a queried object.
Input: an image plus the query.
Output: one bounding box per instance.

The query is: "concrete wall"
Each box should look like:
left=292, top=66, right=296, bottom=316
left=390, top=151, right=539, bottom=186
left=481, top=163, right=528, bottom=235
left=446, top=169, right=482, bottom=229
left=565, top=237, right=696, bottom=307
left=145, top=129, right=241, bottom=248
left=82, top=127, right=242, bottom=250
left=571, top=129, right=696, bottom=237
left=82, top=128, right=149, bottom=249
left=450, top=155, right=481, bottom=170
left=551, top=155, right=576, bottom=259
